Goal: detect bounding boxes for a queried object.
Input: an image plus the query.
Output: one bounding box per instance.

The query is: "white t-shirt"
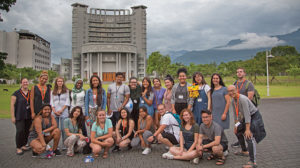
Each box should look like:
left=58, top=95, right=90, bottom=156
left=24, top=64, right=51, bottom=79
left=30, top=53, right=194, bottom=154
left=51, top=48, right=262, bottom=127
left=160, top=113, right=180, bottom=142
left=199, top=84, right=211, bottom=95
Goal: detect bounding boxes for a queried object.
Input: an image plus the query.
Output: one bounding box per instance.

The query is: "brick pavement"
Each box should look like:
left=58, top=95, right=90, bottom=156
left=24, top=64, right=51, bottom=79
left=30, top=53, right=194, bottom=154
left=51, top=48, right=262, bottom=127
left=0, top=98, right=300, bottom=168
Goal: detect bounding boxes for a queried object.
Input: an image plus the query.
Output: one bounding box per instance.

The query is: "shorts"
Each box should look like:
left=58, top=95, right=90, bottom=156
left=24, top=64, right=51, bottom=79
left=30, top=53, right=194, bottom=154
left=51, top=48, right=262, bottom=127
left=161, top=131, right=178, bottom=145
left=202, top=139, right=228, bottom=152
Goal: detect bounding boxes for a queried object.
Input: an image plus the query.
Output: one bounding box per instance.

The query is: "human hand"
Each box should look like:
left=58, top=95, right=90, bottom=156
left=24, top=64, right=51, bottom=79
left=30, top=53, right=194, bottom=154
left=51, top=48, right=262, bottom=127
left=11, top=117, right=16, bottom=124
left=108, top=109, right=112, bottom=115
left=234, top=127, right=237, bottom=134
left=221, top=113, right=227, bottom=121
left=31, top=113, right=36, bottom=119
left=244, top=129, right=252, bottom=139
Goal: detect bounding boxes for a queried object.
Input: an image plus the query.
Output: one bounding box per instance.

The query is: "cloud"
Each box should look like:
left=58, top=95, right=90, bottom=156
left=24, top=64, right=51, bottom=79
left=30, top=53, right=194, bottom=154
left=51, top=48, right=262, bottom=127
left=218, top=33, right=286, bottom=50
left=1, top=0, right=300, bottom=64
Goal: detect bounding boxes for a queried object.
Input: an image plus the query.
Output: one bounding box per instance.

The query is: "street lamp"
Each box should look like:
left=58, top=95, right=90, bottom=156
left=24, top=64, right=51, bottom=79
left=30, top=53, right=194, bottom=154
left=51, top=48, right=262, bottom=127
left=266, top=50, right=274, bottom=96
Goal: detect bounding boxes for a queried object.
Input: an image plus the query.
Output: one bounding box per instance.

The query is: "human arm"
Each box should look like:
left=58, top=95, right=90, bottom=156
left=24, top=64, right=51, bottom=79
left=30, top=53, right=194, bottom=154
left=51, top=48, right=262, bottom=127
left=115, top=120, right=122, bottom=143
left=244, top=123, right=252, bottom=139
left=122, top=120, right=135, bottom=140
left=97, top=127, right=113, bottom=141
left=207, top=90, right=212, bottom=111
left=187, top=133, right=199, bottom=152
left=221, top=94, right=231, bottom=121
left=34, top=117, right=47, bottom=147
left=202, top=136, right=221, bottom=149
left=10, top=96, right=16, bottom=124
left=107, top=92, right=112, bottom=115
left=30, top=86, right=35, bottom=119
left=171, top=85, right=176, bottom=114
left=179, top=131, right=184, bottom=155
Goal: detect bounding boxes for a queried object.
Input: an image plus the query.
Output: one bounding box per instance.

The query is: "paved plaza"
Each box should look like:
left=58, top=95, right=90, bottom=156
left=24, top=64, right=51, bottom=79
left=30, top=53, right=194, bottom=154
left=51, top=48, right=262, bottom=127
left=0, top=98, right=300, bottom=168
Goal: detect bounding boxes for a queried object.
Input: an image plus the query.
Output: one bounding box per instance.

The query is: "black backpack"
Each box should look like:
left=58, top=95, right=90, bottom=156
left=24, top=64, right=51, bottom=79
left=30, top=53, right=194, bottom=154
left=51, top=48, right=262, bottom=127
left=234, top=81, right=260, bottom=107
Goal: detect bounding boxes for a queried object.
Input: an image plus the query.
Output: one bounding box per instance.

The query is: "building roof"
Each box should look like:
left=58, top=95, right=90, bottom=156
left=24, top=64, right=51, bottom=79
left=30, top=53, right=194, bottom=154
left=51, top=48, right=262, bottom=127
left=71, top=3, right=88, bottom=8
left=131, top=5, right=147, bottom=9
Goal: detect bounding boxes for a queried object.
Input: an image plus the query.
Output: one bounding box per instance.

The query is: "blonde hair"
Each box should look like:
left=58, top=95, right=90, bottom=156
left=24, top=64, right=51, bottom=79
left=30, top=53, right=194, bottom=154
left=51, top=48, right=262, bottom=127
left=39, top=70, right=48, bottom=78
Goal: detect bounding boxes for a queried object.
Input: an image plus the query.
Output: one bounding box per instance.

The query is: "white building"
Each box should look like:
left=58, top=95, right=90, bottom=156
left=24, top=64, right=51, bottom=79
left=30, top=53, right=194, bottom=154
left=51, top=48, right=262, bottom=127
left=0, top=29, right=51, bottom=70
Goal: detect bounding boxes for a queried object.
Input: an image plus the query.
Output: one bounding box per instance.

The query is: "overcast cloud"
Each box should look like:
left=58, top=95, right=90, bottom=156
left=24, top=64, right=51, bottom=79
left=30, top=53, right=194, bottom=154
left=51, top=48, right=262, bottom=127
left=1, top=0, right=300, bottom=63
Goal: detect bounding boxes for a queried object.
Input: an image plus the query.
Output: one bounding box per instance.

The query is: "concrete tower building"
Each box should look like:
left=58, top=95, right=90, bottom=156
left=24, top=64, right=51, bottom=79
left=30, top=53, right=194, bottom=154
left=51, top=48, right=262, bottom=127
left=71, top=3, right=147, bottom=81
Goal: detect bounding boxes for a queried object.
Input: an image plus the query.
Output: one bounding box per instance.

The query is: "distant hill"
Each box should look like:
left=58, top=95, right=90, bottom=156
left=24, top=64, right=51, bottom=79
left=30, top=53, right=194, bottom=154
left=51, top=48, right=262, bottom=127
left=172, top=29, right=300, bottom=65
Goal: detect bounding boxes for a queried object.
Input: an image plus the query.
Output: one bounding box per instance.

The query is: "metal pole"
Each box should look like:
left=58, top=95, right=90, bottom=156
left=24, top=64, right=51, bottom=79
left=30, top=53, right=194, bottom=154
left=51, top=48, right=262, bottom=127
left=266, top=50, right=270, bottom=96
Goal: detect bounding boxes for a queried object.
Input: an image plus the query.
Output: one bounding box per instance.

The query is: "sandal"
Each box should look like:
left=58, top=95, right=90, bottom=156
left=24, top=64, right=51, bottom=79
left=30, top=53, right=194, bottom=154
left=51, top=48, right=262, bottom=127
left=21, top=146, right=30, bottom=151
left=94, top=153, right=99, bottom=158
left=207, top=154, right=215, bottom=160
left=16, top=149, right=24, bottom=155
left=234, top=150, right=249, bottom=157
left=216, top=156, right=225, bottom=165
left=102, top=152, right=108, bottom=159
left=243, top=161, right=257, bottom=168
left=67, top=153, right=74, bottom=157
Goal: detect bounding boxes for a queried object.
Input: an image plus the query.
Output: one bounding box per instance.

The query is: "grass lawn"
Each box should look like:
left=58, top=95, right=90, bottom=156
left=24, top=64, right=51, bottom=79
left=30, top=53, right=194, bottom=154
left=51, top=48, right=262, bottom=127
left=1, top=77, right=299, bottom=118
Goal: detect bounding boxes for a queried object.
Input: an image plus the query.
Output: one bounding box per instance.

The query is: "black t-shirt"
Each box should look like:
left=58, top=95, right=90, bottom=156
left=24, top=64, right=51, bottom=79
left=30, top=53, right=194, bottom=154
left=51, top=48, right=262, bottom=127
left=33, top=85, right=51, bottom=115
left=12, top=89, right=31, bottom=120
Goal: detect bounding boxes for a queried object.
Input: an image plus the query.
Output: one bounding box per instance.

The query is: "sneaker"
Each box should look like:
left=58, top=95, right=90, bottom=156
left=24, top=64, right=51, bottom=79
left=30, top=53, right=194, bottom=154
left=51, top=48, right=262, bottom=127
left=53, top=149, right=62, bottom=156
left=190, top=157, right=199, bottom=164
left=32, top=151, right=38, bottom=158
left=162, top=151, right=172, bottom=159
left=166, top=153, right=174, bottom=160
left=223, top=150, right=229, bottom=157
left=112, top=146, right=120, bottom=152
left=142, top=148, right=151, bottom=155
left=231, top=141, right=240, bottom=148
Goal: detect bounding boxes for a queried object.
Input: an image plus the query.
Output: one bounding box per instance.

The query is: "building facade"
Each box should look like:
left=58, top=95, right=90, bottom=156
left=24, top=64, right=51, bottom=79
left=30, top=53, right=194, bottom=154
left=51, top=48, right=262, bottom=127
left=60, top=58, right=72, bottom=80
left=0, top=29, right=51, bottom=70
left=71, top=3, right=147, bottom=81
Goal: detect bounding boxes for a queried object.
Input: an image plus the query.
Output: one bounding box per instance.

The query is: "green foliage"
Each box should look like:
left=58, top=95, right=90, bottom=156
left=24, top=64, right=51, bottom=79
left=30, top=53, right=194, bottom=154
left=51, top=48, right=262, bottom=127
left=72, top=75, right=80, bottom=82
left=0, top=0, right=16, bottom=12
left=47, top=70, right=58, bottom=83
left=0, top=52, right=7, bottom=71
left=286, top=64, right=300, bottom=78
left=146, top=51, right=171, bottom=78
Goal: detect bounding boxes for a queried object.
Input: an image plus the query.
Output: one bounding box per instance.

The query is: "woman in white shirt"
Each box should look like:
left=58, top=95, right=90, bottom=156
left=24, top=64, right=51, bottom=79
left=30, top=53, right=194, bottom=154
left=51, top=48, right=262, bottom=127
left=51, top=77, right=70, bottom=149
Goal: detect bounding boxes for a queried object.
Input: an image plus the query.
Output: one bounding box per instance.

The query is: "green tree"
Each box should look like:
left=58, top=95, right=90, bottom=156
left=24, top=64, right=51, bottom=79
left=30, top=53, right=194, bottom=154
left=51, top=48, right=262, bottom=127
left=0, top=0, right=16, bottom=12
left=0, top=52, right=7, bottom=71
left=146, top=51, right=171, bottom=78
left=46, top=70, right=58, bottom=83
left=286, top=64, right=300, bottom=79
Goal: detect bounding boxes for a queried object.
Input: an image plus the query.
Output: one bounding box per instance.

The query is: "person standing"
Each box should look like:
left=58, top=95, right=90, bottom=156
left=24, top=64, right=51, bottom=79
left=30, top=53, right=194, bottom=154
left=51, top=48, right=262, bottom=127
left=129, top=77, right=142, bottom=130
left=107, top=72, right=130, bottom=128
left=227, top=85, right=266, bottom=168
left=139, top=77, right=154, bottom=118
left=30, top=71, right=51, bottom=119
left=11, top=78, right=32, bottom=155
left=85, top=75, right=107, bottom=131
left=152, top=77, right=166, bottom=129
left=163, top=75, right=174, bottom=113
left=51, top=77, right=70, bottom=150
left=192, top=72, right=211, bottom=125
left=171, top=68, right=193, bottom=115
left=210, top=73, right=230, bottom=130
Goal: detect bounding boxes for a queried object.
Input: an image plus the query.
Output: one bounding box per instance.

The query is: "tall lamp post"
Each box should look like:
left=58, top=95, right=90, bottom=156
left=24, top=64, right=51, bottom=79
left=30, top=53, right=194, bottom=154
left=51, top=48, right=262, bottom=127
left=266, top=50, right=274, bottom=96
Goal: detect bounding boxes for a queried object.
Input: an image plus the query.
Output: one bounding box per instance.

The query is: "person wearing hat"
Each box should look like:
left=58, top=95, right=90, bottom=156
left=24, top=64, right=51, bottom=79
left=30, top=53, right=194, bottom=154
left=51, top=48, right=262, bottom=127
left=30, top=71, right=51, bottom=119
left=28, top=104, right=61, bottom=157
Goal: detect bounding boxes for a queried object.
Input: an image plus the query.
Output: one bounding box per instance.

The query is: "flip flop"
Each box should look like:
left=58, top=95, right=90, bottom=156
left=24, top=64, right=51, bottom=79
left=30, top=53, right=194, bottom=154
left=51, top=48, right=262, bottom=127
left=234, top=151, right=249, bottom=157
left=16, top=149, right=24, bottom=155
left=216, top=157, right=225, bottom=165
left=102, top=152, right=108, bottom=159
left=207, top=154, right=215, bottom=160
left=243, top=161, right=257, bottom=168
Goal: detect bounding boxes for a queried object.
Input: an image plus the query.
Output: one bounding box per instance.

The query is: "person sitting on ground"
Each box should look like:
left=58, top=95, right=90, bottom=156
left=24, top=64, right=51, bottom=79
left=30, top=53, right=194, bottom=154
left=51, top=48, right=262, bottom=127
left=227, top=85, right=266, bottom=168
left=147, top=104, right=180, bottom=149
left=196, top=109, right=228, bottom=166
left=63, top=106, right=87, bottom=157
left=28, top=104, right=61, bottom=157
left=131, top=106, right=154, bottom=155
left=112, top=108, right=135, bottom=152
left=89, top=110, right=114, bottom=159
left=162, top=109, right=200, bottom=164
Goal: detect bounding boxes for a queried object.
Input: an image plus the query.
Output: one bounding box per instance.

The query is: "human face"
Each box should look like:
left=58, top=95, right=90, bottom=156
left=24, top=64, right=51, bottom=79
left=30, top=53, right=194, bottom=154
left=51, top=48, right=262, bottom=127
left=139, top=108, right=147, bottom=118
left=202, top=113, right=212, bottom=126
left=236, top=69, right=246, bottom=79
left=212, top=75, right=220, bottom=86
left=164, top=79, right=173, bottom=89
left=195, top=74, right=203, bottom=84
left=153, top=79, right=161, bottom=88
left=129, top=79, right=137, bottom=89
left=227, top=86, right=237, bottom=98
left=73, top=108, right=81, bottom=119
left=56, top=78, right=64, bottom=87
left=42, top=106, right=51, bottom=117
left=92, top=77, right=99, bottom=88
left=76, top=80, right=83, bottom=89
left=116, top=75, right=123, bottom=84
left=97, top=111, right=106, bottom=123
left=178, top=72, right=187, bottom=84
left=142, top=79, right=149, bottom=88
left=121, top=109, right=127, bottom=119
left=182, top=111, right=191, bottom=124
left=40, top=76, right=48, bottom=85
left=157, top=105, right=166, bottom=116
left=21, top=79, right=29, bottom=90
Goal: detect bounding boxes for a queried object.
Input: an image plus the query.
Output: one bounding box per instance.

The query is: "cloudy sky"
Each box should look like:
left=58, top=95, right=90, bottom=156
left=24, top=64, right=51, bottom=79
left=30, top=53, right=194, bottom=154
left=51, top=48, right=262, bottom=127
left=1, top=0, right=300, bottom=63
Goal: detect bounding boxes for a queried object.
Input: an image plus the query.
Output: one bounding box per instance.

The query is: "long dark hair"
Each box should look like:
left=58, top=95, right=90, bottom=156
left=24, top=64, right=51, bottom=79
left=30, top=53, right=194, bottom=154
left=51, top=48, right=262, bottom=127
left=152, top=77, right=161, bottom=88
left=142, top=77, right=152, bottom=97
left=89, top=75, right=103, bottom=107
left=192, top=72, right=207, bottom=85
left=69, top=106, right=84, bottom=130
left=119, top=108, right=131, bottom=132
left=210, top=73, right=225, bottom=96
left=52, top=77, right=68, bottom=95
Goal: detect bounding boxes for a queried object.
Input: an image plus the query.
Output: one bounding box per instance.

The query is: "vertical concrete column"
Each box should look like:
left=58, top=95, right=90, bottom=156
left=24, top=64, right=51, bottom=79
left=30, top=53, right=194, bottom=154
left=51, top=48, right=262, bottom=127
left=87, top=53, right=90, bottom=79
left=128, top=53, right=131, bottom=78
left=116, top=52, right=119, bottom=72
left=81, top=53, right=84, bottom=79
left=97, top=53, right=100, bottom=77
left=100, top=53, right=102, bottom=80
left=126, top=53, right=129, bottom=81
left=119, top=53, right=122, bottom=72
left=135, top=53, right=138, bottom=77
left=89, top=53, right=92, bottom=78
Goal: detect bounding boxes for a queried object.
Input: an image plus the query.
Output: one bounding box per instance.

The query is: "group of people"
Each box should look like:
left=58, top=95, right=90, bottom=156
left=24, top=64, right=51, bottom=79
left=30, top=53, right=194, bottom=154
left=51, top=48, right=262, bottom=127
left=11, top=67, right=266, bottom=168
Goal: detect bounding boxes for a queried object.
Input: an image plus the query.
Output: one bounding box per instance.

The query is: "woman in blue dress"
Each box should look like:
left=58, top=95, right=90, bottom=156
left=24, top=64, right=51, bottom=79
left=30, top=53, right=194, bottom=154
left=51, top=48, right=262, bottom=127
left=192, top=72, right=211, bottom=125
left=139, top=77, right=154, bottom=118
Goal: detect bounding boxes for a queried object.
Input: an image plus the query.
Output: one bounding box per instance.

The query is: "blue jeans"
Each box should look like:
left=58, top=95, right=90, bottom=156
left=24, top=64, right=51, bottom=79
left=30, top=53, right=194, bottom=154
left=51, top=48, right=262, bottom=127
left=55, top=117, right=67, bottom=148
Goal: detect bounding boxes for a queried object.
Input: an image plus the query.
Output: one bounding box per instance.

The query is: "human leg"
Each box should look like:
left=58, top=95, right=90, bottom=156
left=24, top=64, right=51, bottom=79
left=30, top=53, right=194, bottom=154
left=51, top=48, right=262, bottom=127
left=64, top=135, right=79, bottom=156
left=130, top=136, right=141, bottom=147
left=30, top=139, right=46, bottom=154
left=74, top=139, right=87, bottom=153
left=119, top=138, right=131, bottom=148
left=90, top=143, right=102, bottom=157
left=160, top=132, right=178, bottom=147
left=15, top=120, right=25, bottom=151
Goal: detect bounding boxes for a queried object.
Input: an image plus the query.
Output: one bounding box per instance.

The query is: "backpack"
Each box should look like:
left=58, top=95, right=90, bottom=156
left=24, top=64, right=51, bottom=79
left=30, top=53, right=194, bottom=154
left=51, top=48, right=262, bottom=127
left=166, top=112, right=181, bottom=128
left=234, top=81, right=260, bottom=107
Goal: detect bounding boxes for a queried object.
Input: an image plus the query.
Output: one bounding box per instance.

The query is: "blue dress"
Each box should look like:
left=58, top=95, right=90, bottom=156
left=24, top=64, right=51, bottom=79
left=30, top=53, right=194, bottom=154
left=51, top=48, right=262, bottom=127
left=139, top=94, right=154, bottom=117
left=193, top=85, right=209, bottom=125
left=212, top=87, right=229, bottom=129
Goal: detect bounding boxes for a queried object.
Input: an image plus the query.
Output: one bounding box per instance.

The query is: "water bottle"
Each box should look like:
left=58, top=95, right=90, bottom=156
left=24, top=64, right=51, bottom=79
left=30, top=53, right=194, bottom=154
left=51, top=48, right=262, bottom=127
left=84, top=155, right=94, bottom=163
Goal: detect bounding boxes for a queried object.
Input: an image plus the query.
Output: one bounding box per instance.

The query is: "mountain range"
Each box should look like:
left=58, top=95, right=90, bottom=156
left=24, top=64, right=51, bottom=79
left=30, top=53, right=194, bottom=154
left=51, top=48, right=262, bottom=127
left=171, top=28, right=300, bottom=65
